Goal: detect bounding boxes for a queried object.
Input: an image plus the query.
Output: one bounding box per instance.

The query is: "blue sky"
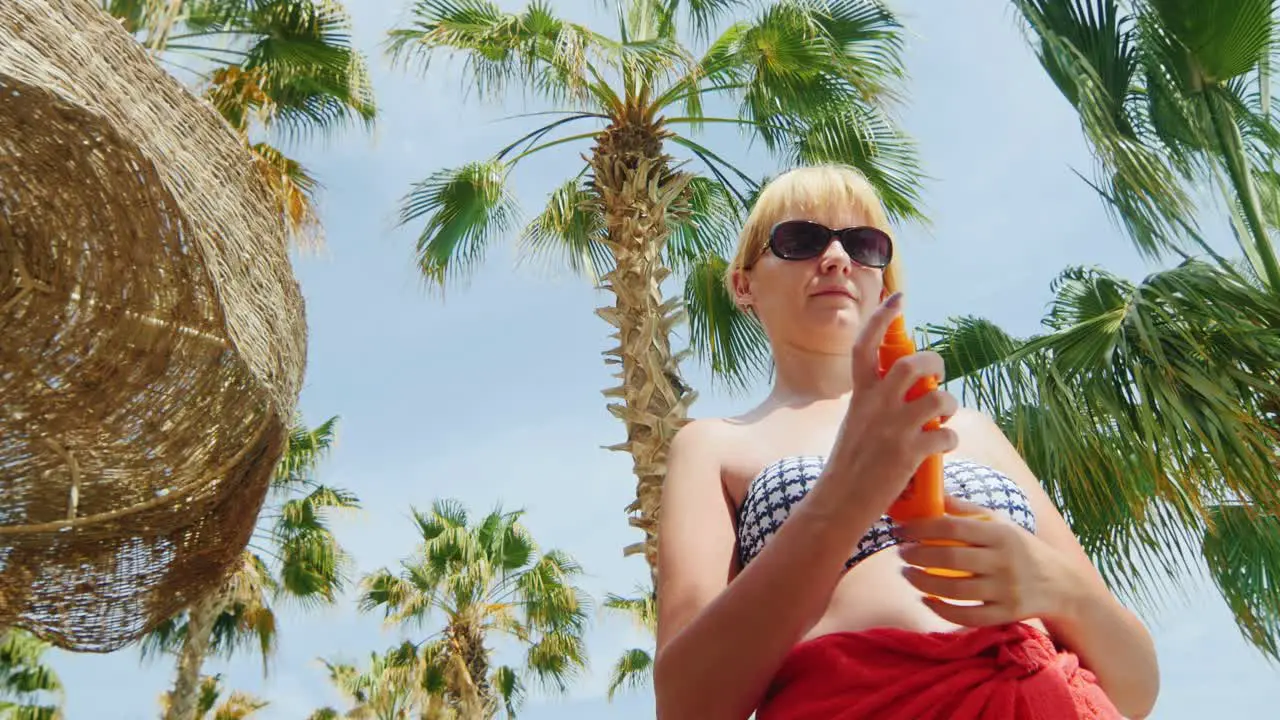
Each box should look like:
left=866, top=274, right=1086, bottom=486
left=46, top=0, right=1280, bottom=717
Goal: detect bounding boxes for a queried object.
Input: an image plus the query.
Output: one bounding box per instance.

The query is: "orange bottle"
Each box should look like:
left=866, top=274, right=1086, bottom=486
left=877, top=314, right=945, bottom=522
left=878, top=314, right=972, bottom=582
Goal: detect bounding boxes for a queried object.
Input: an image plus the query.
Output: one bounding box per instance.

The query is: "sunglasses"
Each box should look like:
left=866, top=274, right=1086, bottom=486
left=768, top=220, right=893, bottom=269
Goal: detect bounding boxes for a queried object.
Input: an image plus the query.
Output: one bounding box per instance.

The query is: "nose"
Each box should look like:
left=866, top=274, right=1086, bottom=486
left=818, top=238, right=853, bottom=276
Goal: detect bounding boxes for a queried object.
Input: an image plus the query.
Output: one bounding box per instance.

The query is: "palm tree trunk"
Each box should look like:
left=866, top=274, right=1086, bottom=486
left=164, top=591, right=222, bottom=720
left=1206, top=88, right=1280, bottom=293
left=143, top=0, right=185, bottom=52
left=590, top=122, right=696, bottom=580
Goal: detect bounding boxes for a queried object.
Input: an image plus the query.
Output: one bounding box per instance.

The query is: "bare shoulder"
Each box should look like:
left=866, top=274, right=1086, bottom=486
left=670, top=416, right=732, bottom=454
left=947, top=407, right=1039, bottom=486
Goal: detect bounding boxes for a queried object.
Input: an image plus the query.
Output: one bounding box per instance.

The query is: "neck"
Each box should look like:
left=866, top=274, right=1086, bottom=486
left=767, top=341, right=854, bottom=405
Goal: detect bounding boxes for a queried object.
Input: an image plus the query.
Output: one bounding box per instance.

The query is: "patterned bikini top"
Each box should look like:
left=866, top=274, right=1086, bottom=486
left=736, top=456, right=1037, bottom=570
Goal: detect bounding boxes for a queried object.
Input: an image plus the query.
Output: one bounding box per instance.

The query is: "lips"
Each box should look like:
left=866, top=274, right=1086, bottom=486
left=811, top=287, right=857, bottom=300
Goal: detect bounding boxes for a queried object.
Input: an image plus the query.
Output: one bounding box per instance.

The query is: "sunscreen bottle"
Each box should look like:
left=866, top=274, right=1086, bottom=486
left=878, top=312, right=972, bottom=580
left=877, top=314, right=945, bottom=522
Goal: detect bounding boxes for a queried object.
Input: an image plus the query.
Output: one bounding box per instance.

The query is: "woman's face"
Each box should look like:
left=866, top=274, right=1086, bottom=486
left=733, top=205, right=887, bottom=354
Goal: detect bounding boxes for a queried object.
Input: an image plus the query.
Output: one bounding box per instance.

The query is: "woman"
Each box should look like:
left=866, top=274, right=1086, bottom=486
left=653, top=165, right=1159, bottom=720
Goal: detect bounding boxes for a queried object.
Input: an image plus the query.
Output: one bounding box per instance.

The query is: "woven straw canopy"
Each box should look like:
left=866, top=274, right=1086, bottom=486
left=0, top=0, right=306, bottom=651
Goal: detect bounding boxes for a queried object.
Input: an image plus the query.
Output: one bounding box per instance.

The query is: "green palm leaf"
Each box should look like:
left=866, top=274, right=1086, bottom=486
left=0, top=630, right=62, bottom=720
left=1016, top=0, right=1201, bottom=261
left=517, top=176, right=612, bottom=282
left=1146, top=0, right=1276, bottom=84
left=489, top=665, right=525, bottom=718
left=683, top=252, right=771, bottom=391
left=788, top=102, right=926, bottom=223
left=1203, top=503, right=1280, bottom=659
left=388, top=0, right=614, bottom=108
left=931, top=261, right=1280, bottom=631
left=605, top=648, right=653, bottom=701
left=401, top=161, right=520, bottom=289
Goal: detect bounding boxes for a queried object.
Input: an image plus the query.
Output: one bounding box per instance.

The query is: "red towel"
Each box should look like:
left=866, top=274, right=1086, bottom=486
left=757, top=622, right=1122, bottom=720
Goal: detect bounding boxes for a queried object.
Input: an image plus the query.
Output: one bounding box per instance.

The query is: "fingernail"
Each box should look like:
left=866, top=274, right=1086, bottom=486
left=884, top=291, right=903, bottom=308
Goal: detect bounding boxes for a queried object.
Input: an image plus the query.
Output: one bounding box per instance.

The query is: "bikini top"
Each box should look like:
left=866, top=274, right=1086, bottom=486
left=735, top=456, right=1038, bottom=570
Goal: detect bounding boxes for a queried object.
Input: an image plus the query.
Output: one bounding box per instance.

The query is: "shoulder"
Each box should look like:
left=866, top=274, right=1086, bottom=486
left=946, top=406, right=1004, bottom=438
left=668, top=417, right=733, bottom=470
left=947, top=407, right=1037, bottom=484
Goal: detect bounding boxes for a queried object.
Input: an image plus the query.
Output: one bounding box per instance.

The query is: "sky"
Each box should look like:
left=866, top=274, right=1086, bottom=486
left=42, top=0, right=1280, bottom=718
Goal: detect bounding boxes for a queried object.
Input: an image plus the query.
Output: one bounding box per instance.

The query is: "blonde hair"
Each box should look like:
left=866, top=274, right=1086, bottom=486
left=725, top=164, right=903, bottom=298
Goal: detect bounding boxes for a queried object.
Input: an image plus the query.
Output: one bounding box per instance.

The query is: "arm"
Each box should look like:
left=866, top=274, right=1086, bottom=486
left=956, top=409, right=1161, bottom=719
left=653, top=420, right=891, bottom=720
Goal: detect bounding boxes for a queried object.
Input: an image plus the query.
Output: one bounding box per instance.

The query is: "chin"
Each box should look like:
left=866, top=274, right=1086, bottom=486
left=801, top=307, right=863, bottom=340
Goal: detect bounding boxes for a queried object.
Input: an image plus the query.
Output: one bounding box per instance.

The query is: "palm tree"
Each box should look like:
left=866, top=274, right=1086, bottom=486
left=143, top=417, right=361, bottom=720
left=312, top=643, right=434, bottom=720
left=926, top=0, right=1280, bottom=658
left=384, top=0, right=926, bottom=575
left=601, top=584, right=655, bottom=702
left=0, top=630, right=62, bottom=720
left=358, top=499, right=592, bottom=718
left=158, top=674, right=269, bottom=720
left=100, top=0, right=377, bottom=247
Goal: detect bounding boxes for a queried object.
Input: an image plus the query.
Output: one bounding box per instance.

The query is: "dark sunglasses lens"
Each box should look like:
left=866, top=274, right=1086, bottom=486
left=771, top=222, right=829, bottom=259
left=840, top=228, right=892, bottom=268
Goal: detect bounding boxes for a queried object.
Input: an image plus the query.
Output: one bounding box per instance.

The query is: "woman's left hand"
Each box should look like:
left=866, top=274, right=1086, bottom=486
left=897, top=495, right=1081, bottom=627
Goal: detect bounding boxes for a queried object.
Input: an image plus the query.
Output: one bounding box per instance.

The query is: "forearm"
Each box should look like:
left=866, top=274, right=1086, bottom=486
left=654, top=484, right=883, bottom=720
left=1046, top=581, right=1160, bottom=719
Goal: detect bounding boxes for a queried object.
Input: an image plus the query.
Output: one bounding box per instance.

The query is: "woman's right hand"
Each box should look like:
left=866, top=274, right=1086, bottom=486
left=819, top=292, right=960, bottom=511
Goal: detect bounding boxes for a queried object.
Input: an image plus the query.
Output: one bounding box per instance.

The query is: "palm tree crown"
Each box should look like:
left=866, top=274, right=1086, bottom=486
left=358, top=499, right=592, bottom=718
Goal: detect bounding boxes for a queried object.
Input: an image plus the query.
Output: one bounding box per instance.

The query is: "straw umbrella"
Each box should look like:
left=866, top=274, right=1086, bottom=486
left=0, top=0, right=306, bottom=653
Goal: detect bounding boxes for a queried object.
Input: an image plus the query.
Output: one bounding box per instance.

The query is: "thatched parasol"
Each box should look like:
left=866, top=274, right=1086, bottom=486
left=0, top=0, right=307, bottom=651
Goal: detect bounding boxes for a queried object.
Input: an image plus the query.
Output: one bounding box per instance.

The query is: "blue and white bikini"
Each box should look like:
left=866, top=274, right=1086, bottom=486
left=736, top=456, right=1038, bottom=570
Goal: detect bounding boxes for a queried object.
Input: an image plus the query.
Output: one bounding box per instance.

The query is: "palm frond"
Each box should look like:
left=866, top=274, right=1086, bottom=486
left=1146, top=0, right=1276, bottom=84
left=933, top=261, right=1280, bottom=615
left=1202, top=503, right=1280, bottom=661
left=400, top=161, right=520, bottom=290
left=787, top=102, right=927, bottom=224
left=514, top=551, right=591, bottom=634
left=234, top=0, right=377, bottom=142
left=388, top=0, right=615, bottom=109
left=923, top=315, right=1024, bottom=383
left=1015, top=0, right=1202, bottom=262
left=248, top=140, right=326, bottom=250
left=273, top=416, right=339, bottom=489
left=682, top=251, right=771, bottom=391
left=0, top=630, right=62, bottom=705
left=623, top=0, right=743, bottom=43
left=663, top=176, right=741, bottom=274
left=605, top=648, right=653, bottom=701
left=516, top=175, right=613, bottom=282
left=489, top=665, right=526, bottom=717
left=523, top=630, right=588, bottom=694
left=602, top=584, right=656, bottom=633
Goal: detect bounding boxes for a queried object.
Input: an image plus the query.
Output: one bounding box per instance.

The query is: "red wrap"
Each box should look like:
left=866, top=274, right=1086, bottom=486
left=757, top=622, right=1122, bottom=720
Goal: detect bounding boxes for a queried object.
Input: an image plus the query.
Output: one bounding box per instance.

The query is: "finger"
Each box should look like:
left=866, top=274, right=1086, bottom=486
left=921, top=596, right=1011, bottom=627
left=901, top=566, right=993, bottom=602
left=898, top=543, right=997, bottom=575
left=916, top=426, right=960, bottom=457
left=851, top=291, right=904, bottom=388
left=899, top=513, right=1005, bottom=547
left=884, top=351, right=946, bottom=402
left=904, top=387, right=958, bottom=431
